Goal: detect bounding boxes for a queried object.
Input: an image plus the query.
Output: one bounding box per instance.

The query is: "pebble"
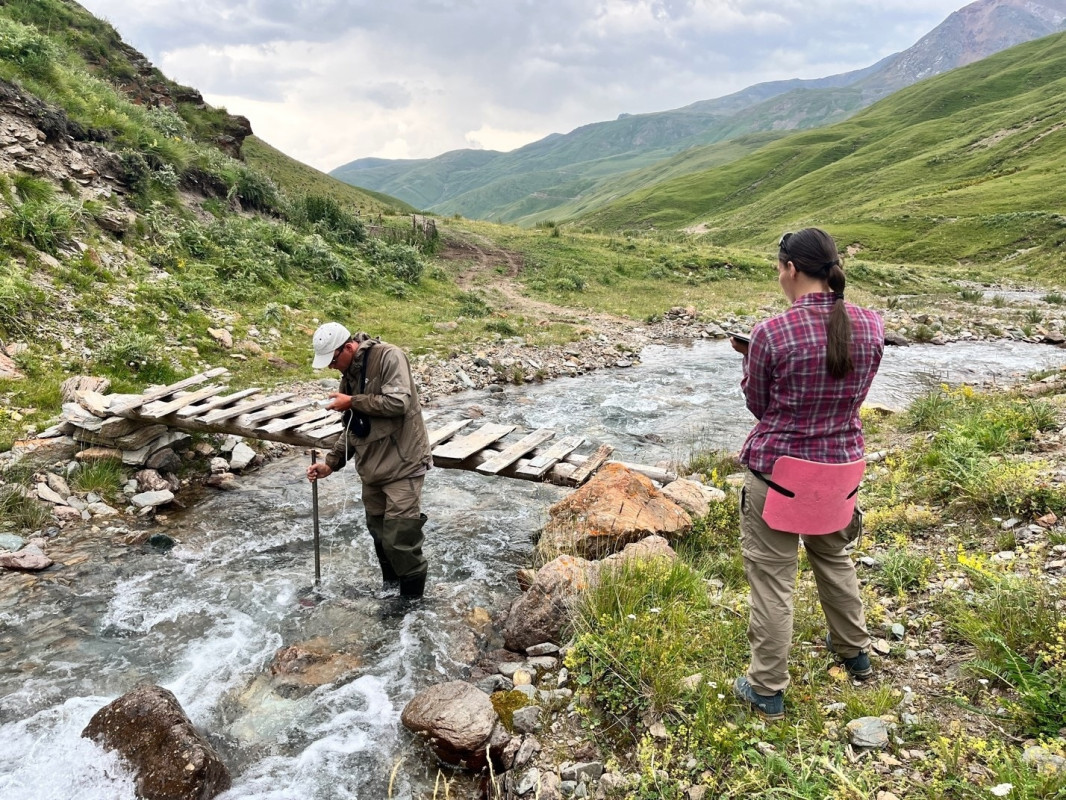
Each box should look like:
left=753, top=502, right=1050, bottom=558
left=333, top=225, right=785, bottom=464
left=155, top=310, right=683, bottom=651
left=847, top=717, right=890, bottom=749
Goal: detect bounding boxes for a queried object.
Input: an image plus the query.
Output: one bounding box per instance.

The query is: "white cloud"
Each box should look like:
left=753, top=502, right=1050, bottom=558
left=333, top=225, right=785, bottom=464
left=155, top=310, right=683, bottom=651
left=79, top=0, right=969, bottom=170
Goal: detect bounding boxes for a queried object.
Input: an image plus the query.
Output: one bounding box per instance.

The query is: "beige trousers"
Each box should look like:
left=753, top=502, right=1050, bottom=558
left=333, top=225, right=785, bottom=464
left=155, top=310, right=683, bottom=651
left=740, top=471, right=870, bottom=695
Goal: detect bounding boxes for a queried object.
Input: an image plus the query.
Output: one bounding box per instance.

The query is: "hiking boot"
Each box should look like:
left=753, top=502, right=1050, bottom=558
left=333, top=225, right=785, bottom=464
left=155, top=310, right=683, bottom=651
left=732, top=676, right=784, bottom=721
left=826, top=633, right=874, bottom=681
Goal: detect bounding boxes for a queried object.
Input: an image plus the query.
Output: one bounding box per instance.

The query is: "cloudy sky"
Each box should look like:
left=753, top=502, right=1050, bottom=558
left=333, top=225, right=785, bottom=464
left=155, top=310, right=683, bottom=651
left=79, top=0, right=967, bottom=173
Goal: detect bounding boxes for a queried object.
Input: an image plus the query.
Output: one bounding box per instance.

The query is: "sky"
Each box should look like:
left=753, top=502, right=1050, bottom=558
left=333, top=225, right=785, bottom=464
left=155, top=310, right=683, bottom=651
left=78, top=0, right=969, bottom=173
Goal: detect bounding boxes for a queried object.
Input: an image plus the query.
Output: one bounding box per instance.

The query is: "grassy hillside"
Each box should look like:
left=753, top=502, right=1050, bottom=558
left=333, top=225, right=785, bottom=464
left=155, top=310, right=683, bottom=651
left=242, top=136, right=415, bottom=216
left=580, top=31, right=1066, bottom=277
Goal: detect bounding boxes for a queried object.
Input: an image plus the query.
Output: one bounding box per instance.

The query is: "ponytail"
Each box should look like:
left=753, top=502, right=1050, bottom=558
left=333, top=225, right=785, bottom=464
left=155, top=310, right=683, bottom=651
left=779, top=227, right=853, bottom=378
left=825, top=262, right=853, bottom=378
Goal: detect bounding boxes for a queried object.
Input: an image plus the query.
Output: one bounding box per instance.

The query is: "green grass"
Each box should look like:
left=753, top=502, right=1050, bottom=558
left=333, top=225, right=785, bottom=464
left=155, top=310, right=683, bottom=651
left=70, top=458, right=125, bottom=496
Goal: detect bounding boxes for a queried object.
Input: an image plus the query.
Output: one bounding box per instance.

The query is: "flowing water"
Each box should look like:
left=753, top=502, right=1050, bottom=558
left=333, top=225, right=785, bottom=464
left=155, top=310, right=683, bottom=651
left=0, top=340, right=1062, bottom=800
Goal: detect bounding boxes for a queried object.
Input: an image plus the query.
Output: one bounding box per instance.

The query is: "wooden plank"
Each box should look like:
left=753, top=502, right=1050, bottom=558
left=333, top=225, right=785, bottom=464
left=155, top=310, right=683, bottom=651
left=176, top=388, right=260, bottom=418
left=243, top=399, right=315, bottom=425
left=566, top=443, right=614, bottom=486
left=427, top=419, right=472, bottom=448
left=261, top=407, right=334, bottom=434
left=296, top=412, right=344, bottom=434
left=110, top=368, right=228, bottom=414
left=200, top=393, right=293, bottom=425
left=515, top=435, right=585, bottom=479
left=476, top=428, right=557, bottom=475
left=140, top=384, right=227, bottom=419
left=300, top=422, right=345, bottom=441
left=433, top=423, right=515, bottom=461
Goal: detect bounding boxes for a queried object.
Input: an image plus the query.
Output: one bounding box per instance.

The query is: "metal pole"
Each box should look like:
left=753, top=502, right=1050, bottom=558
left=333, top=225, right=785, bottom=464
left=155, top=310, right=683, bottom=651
left=311, top=449, right=321, bottom=586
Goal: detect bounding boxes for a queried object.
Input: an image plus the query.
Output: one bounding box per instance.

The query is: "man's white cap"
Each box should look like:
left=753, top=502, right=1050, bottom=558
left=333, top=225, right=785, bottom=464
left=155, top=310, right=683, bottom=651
left=311, top=322, right=351, bottom=369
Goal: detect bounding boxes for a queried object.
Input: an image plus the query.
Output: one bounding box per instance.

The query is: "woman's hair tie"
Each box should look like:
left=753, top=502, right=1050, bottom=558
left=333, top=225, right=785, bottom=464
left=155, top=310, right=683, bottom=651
left=833, top=291, right=845, bottom=302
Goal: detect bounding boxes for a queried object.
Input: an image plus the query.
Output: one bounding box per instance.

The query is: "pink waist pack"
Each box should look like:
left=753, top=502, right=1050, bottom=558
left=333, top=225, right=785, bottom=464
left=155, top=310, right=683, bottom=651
left=758, top=456, right=866, bottom=535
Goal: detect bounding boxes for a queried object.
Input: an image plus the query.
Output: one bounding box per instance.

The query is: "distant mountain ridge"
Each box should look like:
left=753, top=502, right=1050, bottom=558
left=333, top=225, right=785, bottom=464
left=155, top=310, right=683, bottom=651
left=331, top=0, right=1066, bottom=224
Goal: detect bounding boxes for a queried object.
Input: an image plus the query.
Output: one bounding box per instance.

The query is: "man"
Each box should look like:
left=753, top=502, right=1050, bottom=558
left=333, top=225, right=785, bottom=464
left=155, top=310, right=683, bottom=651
left=305, top=321, right=433, bottom=599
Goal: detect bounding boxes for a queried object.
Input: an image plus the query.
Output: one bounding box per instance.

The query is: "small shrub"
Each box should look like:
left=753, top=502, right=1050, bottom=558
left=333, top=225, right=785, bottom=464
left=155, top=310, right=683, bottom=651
left=457, top=291, right=491, bottom=318
left=484, top=318, right=518, bottom=337
left=1025, top=308, right=1043, bottom=324
left=876, top=547, right=934, bottom=594
left=958, top=288, right=983, bottom=301
left=1043, top=292, right=1065, bottom=305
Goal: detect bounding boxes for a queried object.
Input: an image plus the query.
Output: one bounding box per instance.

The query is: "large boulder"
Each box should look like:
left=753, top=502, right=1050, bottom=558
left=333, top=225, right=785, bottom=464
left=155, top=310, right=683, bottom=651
left=539, top=463, right=691, bottom=559
left=82, top=684, right=231, bottom=800
left=660, top=478, right=726, bottom=519
left=504, top=538, right=677, bottom=651
left=401, top=681, right=511, bottom=770
left=503, top=554, right=593, bottom=651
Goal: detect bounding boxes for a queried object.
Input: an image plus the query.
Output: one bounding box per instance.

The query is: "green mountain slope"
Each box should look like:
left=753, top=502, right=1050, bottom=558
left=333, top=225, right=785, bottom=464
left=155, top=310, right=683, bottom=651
left=331, top=0, right=1066, bottom=225
left=579, top=31, right=1066, bottom=273
left=242, top=136, right=413, bottom=215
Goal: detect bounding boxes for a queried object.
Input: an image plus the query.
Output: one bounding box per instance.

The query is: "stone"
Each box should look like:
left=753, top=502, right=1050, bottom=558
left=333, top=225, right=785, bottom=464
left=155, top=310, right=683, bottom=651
left=0, top=544, right=51, bottom=570
left=560, top=762, right=604, bottom=783
left=847, top=717, right=890, bottom=749
left=82, top=684, right=231, bottom=800
left=207, top=328, right=233, bottom=349
left=269, top=640, right=362, bottom=697
left=46, top=472, right=71, bottom=497
left=87, top=501, right=119, bottom=517
left=680, top=673, right=703, bottom=692
left=503, top=555, right=593, bottom=652
left=539, top=464, right=692, bottom=559
left=60, top=375, right=111, bottom=403
left=511, top=705, right=542, bottom=734
left=0, top=533, right=26, bottom=552
left=77, top=446, right=123, bottom=462
left=136, top=469, right=171, bottom=493
left=35, top=482, right=67, bottom=505
left=146, top=448, right=183, bottom=473
left=229, top=442, right=256, bottom=471
left=401, top=680, right=506, bottom=770
left=661, top=478, right=726, bottom=518
left=131, top=490, right=175, bottom=510
left=209, top=457, right=229, bottom=475
left=525, top=643, right=560, bottom=657
left=513, top=736, right=541, bottom=769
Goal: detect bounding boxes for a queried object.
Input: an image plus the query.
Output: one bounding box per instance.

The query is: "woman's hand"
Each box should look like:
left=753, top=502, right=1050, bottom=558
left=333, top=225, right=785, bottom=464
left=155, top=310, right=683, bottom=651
left=307, top=463, right=333, bottom=482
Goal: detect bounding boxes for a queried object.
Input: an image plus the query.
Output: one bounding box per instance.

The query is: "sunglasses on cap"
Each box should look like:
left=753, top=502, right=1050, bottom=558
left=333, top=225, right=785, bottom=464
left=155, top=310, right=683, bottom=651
left=778, top=232, right=794, bottom=255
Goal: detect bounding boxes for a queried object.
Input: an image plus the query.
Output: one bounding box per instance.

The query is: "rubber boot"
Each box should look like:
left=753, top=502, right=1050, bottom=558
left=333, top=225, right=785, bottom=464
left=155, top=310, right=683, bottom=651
left=382, top=514, right=428, bottom=599
left=365, top=513, right=399, bottom=591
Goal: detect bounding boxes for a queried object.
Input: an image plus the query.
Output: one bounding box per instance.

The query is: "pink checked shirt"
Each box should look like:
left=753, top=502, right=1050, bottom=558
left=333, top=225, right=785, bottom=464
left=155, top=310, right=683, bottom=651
left=740, top=293, right=884, bottom=473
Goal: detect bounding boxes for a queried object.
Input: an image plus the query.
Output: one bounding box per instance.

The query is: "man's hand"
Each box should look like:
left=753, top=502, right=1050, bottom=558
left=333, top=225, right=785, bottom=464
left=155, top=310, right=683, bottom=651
left=326, top=392, right=352, bottom=411
left=307, top=463, right=333, bottom=482
left=730, top=336, right=750, bottom=355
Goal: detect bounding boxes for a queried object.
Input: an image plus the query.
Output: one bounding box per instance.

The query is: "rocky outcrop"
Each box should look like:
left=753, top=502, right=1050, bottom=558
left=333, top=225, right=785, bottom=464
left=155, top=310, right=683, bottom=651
left=401, top=680, right=512, bottom=770
left=82, top=684, right=231, bottom=800
left=538, top=463, right=691, bottom=559
left=503, top=537, right=677, bottom=651
left=504, top=555, right=593, bottom=652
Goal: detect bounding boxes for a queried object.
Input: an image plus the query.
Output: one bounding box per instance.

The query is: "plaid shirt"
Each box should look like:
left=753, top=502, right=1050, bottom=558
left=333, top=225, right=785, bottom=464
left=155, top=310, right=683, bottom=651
left=740, top=293, right=884, bottom=473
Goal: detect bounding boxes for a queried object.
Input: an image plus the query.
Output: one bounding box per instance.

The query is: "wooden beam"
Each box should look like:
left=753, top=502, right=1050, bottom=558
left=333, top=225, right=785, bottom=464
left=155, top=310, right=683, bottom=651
left=427, top=419, right=472, bottom=448
left=200, top=393, right=294, bottom=425
left=260, top=407, right=335, bottom=434
left=514, top=435, right=585, bottom=479
left=476, top=428, right=556, bottom=475
left=176, top=388, right=261, bottom=418
left=243, top=399, right=316, bottom=425
left=432, top=423, right=515, bottom=461
left=110, top=368, right=228, bottom=414
left=566, top=443, right=614, bottom=486
left=139, top=384, right=227, bottom=419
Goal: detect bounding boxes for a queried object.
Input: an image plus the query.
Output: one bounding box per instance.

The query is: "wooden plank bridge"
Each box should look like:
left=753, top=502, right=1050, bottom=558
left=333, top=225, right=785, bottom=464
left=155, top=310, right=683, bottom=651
left=54, top=369, right=676, bottom=487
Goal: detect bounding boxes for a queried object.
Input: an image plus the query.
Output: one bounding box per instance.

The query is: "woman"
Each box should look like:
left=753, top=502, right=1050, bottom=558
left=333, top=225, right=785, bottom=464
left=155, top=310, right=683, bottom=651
left=730, top=228, right=884, bottom=720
